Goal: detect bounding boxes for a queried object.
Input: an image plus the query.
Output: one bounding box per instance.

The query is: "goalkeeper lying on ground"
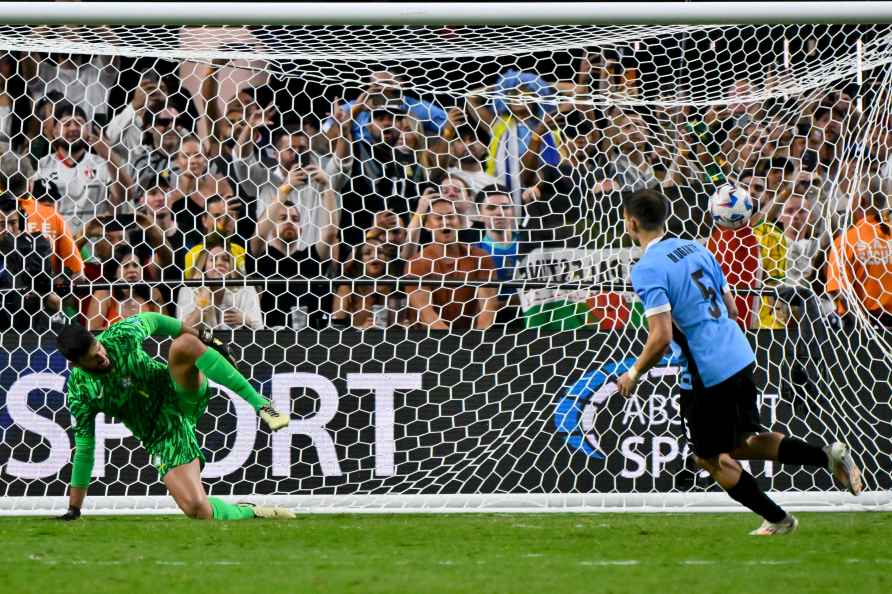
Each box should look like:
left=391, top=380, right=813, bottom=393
left=54, top=312, right=293, bottom=521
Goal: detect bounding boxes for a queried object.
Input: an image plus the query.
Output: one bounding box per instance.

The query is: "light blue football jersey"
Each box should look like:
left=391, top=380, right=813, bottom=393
left=630, top=236, right=755, bottom=390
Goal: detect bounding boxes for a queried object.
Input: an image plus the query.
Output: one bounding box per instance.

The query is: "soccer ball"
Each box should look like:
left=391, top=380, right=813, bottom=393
left=708, top=183, right=754, bottom=229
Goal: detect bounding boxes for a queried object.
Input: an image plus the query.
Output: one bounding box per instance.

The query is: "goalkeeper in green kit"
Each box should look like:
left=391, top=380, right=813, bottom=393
left=54, top=312, right=294, bottom=521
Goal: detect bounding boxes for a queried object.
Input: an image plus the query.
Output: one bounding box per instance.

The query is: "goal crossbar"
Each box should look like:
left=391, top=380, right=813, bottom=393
left=7, top=2, right=892, bottom=26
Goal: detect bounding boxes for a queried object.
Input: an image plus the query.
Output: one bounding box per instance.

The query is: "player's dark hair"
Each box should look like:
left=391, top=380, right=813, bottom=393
left=0, top=193, right=17, bottom=214
left=622, top=190, right=668, bottom=232
left=35, top=91, right=64, bottom=118
left=141, top=172, right=172, bottom=196
left=475, top=184, right=511, bottom=204
left=205, top=195, right=224, bottom=210
left=55, top=323, right=95, bottom=363
left=177, top=134, right=201, bottom=150
left=428, top=197, right=456, bottom=211
left=429, top=168, right=469, bottom=188
left=755, top=156, right=794, bottom=179
left=272, top=125, right=305, bottom=148
left=813, top=105, right=832, bottom=122
left=53, top=101, right=87, bottom=122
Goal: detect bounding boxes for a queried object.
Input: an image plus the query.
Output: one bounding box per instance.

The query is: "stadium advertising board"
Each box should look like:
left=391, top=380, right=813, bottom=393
left=517, top=246, right=643, bottom=330
left=1, top=329, right=888, bottom=497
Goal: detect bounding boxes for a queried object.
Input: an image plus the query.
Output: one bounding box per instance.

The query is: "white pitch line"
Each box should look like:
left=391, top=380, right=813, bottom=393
left=11, top=556, right=892, bottom=568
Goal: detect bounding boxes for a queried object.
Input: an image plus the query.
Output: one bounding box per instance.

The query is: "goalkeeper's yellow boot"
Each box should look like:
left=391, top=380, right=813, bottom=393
left=238, top=502, right=296, bottom=519
left=259, top=405, right=289, bottom=432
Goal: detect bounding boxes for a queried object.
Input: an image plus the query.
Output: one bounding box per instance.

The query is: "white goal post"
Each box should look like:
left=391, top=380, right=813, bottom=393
left=0, top=3, right=891, bottom=515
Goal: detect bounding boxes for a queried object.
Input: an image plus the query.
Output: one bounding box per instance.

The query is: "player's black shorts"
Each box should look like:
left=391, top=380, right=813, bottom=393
left=679, top=363, right=762, bottom=459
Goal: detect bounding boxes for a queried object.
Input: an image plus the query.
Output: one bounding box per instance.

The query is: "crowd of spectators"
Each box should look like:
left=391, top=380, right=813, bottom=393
left=0, top=47, right=890, bottom=335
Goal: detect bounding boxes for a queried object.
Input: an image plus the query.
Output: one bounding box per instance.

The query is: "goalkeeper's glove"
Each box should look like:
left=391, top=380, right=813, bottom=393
left=198, top=326, right=238, bottom=367
left=56, top=506, right=81, bottom=521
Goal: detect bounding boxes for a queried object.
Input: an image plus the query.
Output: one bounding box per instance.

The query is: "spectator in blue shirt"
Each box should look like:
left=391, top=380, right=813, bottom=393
left=475, top=184, right=524, bottom=326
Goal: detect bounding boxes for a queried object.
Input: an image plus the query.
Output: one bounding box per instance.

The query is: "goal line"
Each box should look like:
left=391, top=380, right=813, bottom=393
left=2, top=492, right=889, bottom=517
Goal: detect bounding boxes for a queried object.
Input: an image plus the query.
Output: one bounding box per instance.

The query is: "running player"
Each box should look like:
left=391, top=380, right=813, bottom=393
left=54, top=312, right=292, bottom=521
left=616, top=190, right=862, bottom=536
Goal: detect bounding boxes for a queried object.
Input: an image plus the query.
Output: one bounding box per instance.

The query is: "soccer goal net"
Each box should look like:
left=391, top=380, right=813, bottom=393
left=1, top=4, right=891, bottom=515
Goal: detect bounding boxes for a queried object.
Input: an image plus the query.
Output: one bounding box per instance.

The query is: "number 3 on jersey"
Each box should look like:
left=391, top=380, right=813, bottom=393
left=691, top=269, right=721, bottom=318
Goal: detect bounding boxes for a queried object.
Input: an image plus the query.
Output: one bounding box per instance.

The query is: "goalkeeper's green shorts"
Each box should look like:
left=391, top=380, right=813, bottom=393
left=147, top=376, right=210, bottom=478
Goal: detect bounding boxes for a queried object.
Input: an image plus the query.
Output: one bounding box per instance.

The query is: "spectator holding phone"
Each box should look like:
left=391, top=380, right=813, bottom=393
left=323, top=70, right=449, bottom=144
left=340, top=99, right=427, bottom=251
left=234, top=109, right=341, bottom=252
left=826, top=176, right=892, bottom=326
left=135, top=177, right=178, bottom=253
left=247, top=195, right=338, bottom=329
left=104, top=75, right=174, bottom=182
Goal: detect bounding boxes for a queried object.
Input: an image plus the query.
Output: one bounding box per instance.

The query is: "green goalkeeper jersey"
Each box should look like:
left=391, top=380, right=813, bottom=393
left=66, top=314, right=183, bottom=447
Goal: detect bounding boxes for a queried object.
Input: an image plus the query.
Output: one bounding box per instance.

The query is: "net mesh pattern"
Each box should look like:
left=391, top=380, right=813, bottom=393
left=0, top=23, right=890, bottom=510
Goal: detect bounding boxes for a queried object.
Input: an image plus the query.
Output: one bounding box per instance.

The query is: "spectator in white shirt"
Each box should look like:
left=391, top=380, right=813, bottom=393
left=104, top=76, right=181, bottom=186
left=104, top=76, right=167, bottom=158
left=778, top=194, right=819, bottom=289
left=35, top=102, right=125, bottom=233
left=176, top=245, right=262, bottom=330
left=775, top=191, right=834, bottom=401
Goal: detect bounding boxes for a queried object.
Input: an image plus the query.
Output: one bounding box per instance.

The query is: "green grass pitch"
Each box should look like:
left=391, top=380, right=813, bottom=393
left=3, top=512, right=890, bottom=594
